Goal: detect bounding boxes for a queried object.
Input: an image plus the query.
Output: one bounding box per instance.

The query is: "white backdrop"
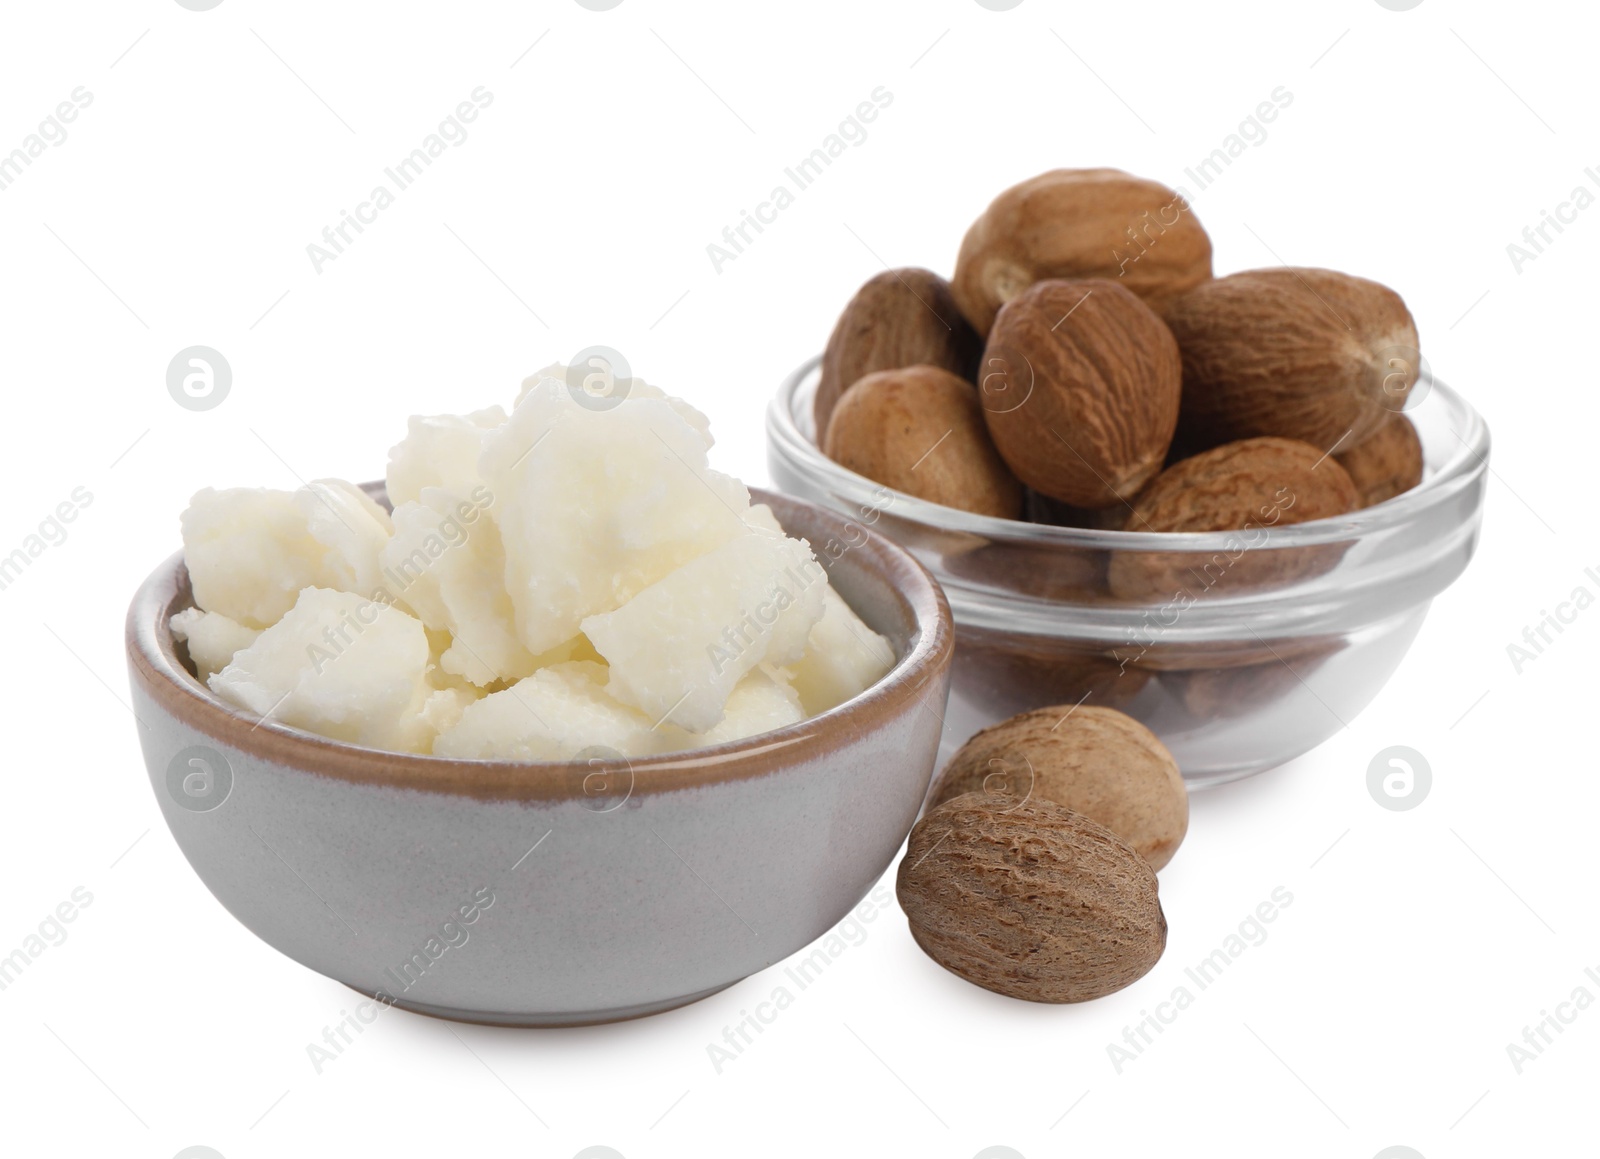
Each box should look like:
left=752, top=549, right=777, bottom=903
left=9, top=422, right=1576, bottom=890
left=0, top=1, right=1593, bottom=1156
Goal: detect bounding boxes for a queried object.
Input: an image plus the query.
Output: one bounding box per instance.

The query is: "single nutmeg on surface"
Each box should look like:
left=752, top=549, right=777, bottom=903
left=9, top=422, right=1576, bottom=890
left=951, top=167, right=1213, bottom=336
left=823, top=365, right=1024, bottom=518
left=896, top=792, right=1167, bottom=1003
left=815, top=268, right=982, bottom=435
left=979, top=278, right=1181, bottom=509
left=1161, top=267, right=1422, bottom=452
left=929, top=705, right=1188, bottom=870
left=1335, top=412, right=1424, bottom=508
left=1107, top=436, right=1361, bottom=600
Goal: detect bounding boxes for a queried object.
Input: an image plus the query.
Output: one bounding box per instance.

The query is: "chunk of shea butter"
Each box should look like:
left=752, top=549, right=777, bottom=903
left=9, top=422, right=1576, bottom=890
left=380, top=485, right=535, bottom=686
left=481, top=375, right=750, bottom=655
left=741, top=503, right=785, bottom=536
left=419, top=686, right=482, bottom=736
left=583, top=528, right=826, bottom=733
left=787, top=586, right=896, bottom=716
left=433, top=661, right=669, bottom=761
left=209, top=587, right=434, bottom=752
left=517, top=364, right=713, bottom=450
left=386, top=407, right=506, bottom=506
left=169, top=608, right=261, bottom=681
left=180, top=480, right=392, bottom=628
left=690, top=667, right=804, bottom=747
left=298, top=480, right=394, bottom=598
left=743, top=503, right=895, bottom=714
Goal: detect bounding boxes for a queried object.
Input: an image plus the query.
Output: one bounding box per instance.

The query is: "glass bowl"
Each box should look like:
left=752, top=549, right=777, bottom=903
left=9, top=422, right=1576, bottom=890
left=767, top=356, right=1489, bottom=787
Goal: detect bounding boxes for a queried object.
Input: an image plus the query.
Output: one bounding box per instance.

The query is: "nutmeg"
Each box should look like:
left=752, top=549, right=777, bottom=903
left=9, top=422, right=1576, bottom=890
left=823, top=365, right=1023, bottom=518
left=952, top=168, right=1213, bottom=335
left=1107, top=437, right=1360, bottom=601
left=979, top=279, right=1181, bottom=508
left=816, top=268, right=981, bottom=434
left=929, top=705, right=1187, bottom=870
left=1334, top=412, right=1423, bottom=508
left=1162, top=267, right=1422, bottom=451
left=897, top=792, right=1167, bottom=1003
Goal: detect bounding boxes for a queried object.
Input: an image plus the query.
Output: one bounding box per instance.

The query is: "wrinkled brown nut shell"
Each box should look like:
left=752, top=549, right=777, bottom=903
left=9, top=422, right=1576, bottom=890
left=1335, top=412, right=1424, bottom=508
left=897, top=792, right=1167, bottom=1003
left=952, top=168, right=1213, bottom=336
left=1163, top=267, right=1421, bottom=451
left=823, top=365, right=1023, bottom=518
left=1107, top=437, right=1360, bottom=601
left=930, top=706, right=1187, bottom=870
left=816, top=268, right=982, bottom=434
left=980, top=279, right=1181, bottom=508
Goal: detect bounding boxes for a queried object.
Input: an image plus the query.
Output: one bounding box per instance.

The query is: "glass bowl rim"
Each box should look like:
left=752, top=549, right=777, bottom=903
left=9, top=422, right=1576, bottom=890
left=769, top=354, right=1490, bottom=553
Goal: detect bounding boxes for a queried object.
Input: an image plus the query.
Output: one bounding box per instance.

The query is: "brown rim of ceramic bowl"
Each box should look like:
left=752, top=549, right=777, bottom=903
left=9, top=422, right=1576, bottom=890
left=127, top=488, right=953, bottom=802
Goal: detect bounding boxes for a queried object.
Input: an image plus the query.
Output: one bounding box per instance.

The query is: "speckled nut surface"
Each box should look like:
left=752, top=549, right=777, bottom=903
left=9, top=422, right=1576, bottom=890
left=1162, top=266, right=1420, bottom=451
left=816, top=268, right=981, bottom=435
left=896, top=791, right=1167, bottom=1003
left=824, top=365, right=1023, bottom=518
left=980, top=278, right=1181, bottom=508
left=951, top=168, right=1213, bottom=335
left=1122, top=437, right=1359, bottom=534
left=930, top=705, right=1187, bottom=870
left=1107, top=437, right=1360, bottom=601
left=1335, top=412, right=1423, bottom=508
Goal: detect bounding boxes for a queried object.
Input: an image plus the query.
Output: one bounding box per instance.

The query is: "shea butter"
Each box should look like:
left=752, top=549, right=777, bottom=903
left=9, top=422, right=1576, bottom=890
left=175, top=364, right=895, bottom=760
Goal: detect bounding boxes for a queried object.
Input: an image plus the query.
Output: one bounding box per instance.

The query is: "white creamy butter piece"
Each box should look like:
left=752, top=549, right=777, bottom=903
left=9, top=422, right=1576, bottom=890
left=296, top=479, right=393, bottom=601
left=176, top=363, right=892, bottom=758
left=736, top=504, right=894, bottom=713
left=208, top=587, right=434, bottom=752
left=481, top=376, right=750, bottom=655
left=517, top=364, right=714, bottom=450
left=422, top=627, right=478, bottom=694
left=432, top=661, right=669, bottom=761
left=741, top=503, right=784, bottom=535
left=583, top=528, right=826, bottom=732
left=385, top=407, right=507, bottom=506
left=181, top=487, right=323, bottom=628
left=380, top=486, right=534, bottom=686
left=737, top=505, right=831, bottom=651
left=180, top=480, right=391, bottom=629
left=687, top=666, right=804, bottom=747
left=526, top=633, right=604, bottom=669
left=419, top=686, right=482, bottom=736
left=786, top=585, right=897, bottom=717
left=169, top=608, right=262, bottom=682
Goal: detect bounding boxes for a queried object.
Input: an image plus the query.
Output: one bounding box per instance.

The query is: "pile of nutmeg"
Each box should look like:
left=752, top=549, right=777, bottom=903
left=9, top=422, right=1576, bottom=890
left=818, top=168, right=1425, bottom=555
left=855, top=168, right=1439, bottom=1002
left=900, top=704, right=1183, bottom=1003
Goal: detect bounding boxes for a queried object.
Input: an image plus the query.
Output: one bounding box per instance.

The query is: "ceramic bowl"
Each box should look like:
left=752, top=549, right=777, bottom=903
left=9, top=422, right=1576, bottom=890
left=126, top=488, right=952, bottom=1026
